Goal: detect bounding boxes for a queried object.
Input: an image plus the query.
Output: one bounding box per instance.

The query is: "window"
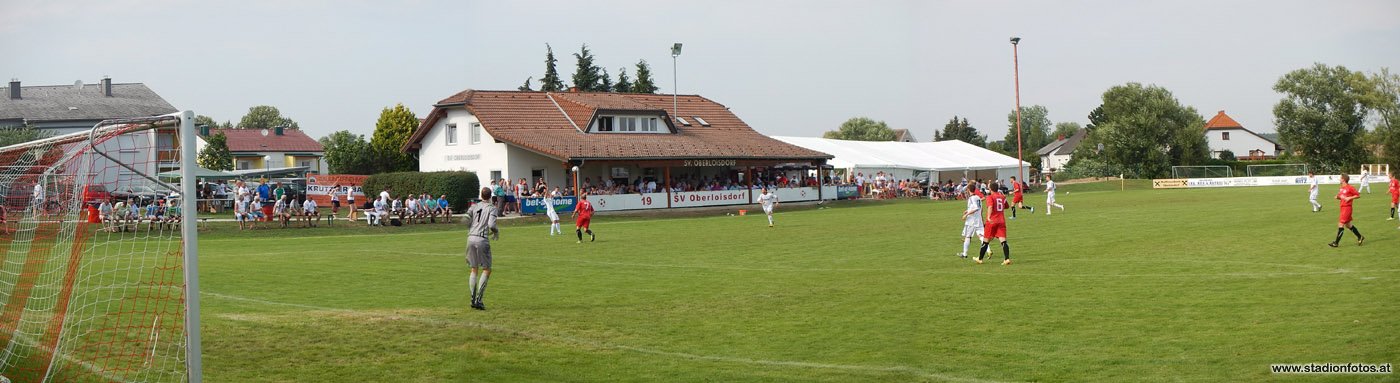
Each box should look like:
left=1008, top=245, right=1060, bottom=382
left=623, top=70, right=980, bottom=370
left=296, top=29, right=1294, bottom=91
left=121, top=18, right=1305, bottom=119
left=446, top=124, right=458, bottom=145
left=238, top=160, right=251, bottom=170
left=300, top=160, right=312, bottom=168
left=597, top=117, right=615, bottom=132
left=645, top=118, right=659, bottom=132
left=470, top=123, right=481, bottom=144
left=532, top=169, right=545, bottom=185
left=693, top=116, right=710, bottom=126
left=1222, top=132, right=1230, bottom=140
left=676, top=116, right=691, bottom=126
left=490, top=170, right=502, bottom=182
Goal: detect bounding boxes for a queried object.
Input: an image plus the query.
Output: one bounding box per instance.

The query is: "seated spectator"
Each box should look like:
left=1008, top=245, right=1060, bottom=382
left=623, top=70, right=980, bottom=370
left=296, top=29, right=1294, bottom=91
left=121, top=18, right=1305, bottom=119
left=437, top=194, right=451, bottom=222
left=274, top=196, right=291, bottom=228
left=302, top=197, right=320, bottom=227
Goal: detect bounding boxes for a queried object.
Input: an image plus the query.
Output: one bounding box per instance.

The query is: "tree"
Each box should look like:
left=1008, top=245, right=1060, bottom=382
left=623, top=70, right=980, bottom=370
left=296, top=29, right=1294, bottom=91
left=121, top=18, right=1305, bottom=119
left=196, top=131, right=233, bottom=171
left=1004, top=105, right=1052, bottom=170
left=237, top=105, right=299, bottom=130
left=370, top=104, right=420, bottom=173
left=518, top=77, right=534, bottom=91
left=632, top=60, right=658, bottom=93
left=1370, top=68, right=1400, bottom=167
left=1090, top=83, right=1209, bottom=178
left=822, top=117, right=896, bottom=141
left=614, top=67, right=633, bottom=93
left=194, top=115, right=218, bottom=128
left=599, top=68, right=613, bottom=93
left=932, top=116, right=987, bottom=146
left=320, top=130, right=375, bottom=174
left=1085, top=105, right=1106, bottom=131
left=0, top=125, right=52, bottom=148
left=1052, top=122, right=1082, bottom=140
left=1273, top=63, right=1382, bottom=173
left=539, top=44, right=565, bottom=92
left=571, top=44, right=605, bottom=92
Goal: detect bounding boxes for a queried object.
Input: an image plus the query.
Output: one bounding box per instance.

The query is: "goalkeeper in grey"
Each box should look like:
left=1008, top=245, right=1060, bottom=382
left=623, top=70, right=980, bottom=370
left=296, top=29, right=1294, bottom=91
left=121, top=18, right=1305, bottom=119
left=467, top=186, right=500, bottom=310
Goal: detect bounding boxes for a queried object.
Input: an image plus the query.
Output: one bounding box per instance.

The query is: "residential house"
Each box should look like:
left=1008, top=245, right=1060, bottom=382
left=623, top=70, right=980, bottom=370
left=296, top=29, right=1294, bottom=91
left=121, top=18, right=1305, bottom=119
left=1203, top=110, right=1280, bottom=159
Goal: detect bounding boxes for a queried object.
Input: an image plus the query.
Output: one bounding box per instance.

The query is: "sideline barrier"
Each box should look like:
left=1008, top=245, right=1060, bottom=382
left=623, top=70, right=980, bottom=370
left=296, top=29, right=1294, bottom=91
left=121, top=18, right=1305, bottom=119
left=516, top=186, right=851, bottom=213
left=1153, top=174, right=1362, bottom=189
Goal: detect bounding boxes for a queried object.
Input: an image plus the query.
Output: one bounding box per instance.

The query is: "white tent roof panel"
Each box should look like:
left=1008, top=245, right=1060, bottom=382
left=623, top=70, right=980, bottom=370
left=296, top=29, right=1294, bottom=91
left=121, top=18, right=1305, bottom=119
left=772, top=136, right=1029, bottom=171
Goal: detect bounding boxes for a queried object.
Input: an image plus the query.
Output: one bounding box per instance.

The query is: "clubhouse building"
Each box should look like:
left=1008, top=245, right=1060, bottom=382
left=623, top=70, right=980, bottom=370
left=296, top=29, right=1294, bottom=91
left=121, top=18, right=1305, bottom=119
left=403, top=89, right=837, bottom=211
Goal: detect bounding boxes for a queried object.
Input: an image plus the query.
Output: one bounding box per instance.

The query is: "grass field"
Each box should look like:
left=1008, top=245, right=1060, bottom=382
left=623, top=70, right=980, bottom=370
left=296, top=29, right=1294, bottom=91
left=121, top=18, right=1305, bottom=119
left=192, top=182, right=1399, bottom=382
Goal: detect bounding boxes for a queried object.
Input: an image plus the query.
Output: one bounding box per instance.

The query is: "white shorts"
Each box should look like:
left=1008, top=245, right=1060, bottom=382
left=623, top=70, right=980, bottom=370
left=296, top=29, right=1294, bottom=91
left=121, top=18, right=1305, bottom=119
left=1309, top=192, right=1319, bottom=201
left=1046, top=192, right=1056, bottom=204
left=962, top=224, right=984, bottom=238
left=763, top=206, right=773, bottom=215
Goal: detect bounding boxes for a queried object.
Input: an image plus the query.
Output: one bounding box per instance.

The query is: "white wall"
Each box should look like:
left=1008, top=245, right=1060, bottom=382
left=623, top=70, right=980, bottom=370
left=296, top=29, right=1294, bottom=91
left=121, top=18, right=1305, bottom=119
left=1043, top=153, right=1071, bottom=173
left=1206, top=128, right=1276, bottom=158
left=416, top=108, right=569, bottom=188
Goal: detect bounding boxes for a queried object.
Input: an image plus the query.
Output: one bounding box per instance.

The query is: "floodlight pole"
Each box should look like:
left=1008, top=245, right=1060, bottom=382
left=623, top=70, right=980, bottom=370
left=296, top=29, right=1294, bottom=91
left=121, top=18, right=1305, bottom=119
left=672, top=43, right=682, bottom=123
left=1011, top=37, right=1024, bottom=182
left=179, top=110, right=203, bottom=383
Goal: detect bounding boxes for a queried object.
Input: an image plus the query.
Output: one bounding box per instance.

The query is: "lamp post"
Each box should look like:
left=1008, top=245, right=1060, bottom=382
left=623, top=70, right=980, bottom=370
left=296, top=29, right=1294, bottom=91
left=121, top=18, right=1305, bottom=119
left=1010, top=36, right=1023, bottom=182
left=671, top=42, right=683, bottom=122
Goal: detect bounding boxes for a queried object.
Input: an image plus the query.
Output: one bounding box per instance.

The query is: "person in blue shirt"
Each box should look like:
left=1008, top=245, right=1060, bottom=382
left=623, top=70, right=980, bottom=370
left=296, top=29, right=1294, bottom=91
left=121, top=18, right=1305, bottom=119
left=437, top=195, right=451, bottom=223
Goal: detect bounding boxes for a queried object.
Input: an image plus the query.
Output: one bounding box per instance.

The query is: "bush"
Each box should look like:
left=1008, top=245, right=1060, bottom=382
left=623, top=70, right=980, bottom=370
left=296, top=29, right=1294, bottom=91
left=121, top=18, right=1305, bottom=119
left=363, top=171, right=478, bottom=213
left=1058, top=157, right=1133, bottom=180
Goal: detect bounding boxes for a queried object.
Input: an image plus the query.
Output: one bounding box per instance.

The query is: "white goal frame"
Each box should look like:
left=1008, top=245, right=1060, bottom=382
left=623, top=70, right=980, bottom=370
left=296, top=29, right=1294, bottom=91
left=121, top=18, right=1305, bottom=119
left=1246, top=163, right=1308, bottom=177
left=1171, top=165, right=1232, bottom=179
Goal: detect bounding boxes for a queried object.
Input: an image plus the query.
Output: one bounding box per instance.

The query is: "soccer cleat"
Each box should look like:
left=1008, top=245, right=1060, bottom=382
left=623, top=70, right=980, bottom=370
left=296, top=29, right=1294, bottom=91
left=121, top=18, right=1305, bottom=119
left=1327, top=242, right=1338, bottom=248
left=576, top=240, right=582, bottom=244
left=1002, top=259, right=1012, bottom=266
left=1388, top=217, right=1395, bottom=221
left=957, top=252, right=967, bottom=259
left=590, top=232, right=596, bottom=242
left=1030, top=206, right=1035, bottom=213
left=1357, top=236, right=1365, bottom=246
left=975, top=258, right=984, bottom=264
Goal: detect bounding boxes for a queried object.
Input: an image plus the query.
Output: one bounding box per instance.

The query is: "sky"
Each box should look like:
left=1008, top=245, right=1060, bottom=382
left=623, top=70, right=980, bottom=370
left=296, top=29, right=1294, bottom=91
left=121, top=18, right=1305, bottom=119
left=4, top=0, right=1398, bottom=143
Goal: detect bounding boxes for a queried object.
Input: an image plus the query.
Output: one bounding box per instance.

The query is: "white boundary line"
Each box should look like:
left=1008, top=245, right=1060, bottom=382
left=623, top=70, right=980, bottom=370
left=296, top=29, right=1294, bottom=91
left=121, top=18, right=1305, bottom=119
left=202, top=291, right=1010, bottom=383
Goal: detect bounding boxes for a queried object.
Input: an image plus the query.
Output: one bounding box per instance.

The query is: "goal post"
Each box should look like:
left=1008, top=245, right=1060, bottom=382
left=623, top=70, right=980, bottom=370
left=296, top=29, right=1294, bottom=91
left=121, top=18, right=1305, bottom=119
left=0, top=112, right=200, bottom=383
left=1246, top=163, right=1308, bottom=177
left=1171, top=165, right=1232, bottom=179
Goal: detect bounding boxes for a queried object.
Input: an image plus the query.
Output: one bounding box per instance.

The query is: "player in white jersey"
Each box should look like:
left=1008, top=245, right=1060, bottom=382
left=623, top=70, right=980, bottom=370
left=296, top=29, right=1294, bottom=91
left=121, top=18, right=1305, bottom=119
left=1044, top=175, right=1065, bottom=214
left=959, top=188, right=984, bottom=258
left=1359, top=167, right=1372, bottom=193
left=1307, top=172, right=1322, bottom=212
left=757, top=186, right=779, bottom=227
left=544, top=190, right=562, bottom=235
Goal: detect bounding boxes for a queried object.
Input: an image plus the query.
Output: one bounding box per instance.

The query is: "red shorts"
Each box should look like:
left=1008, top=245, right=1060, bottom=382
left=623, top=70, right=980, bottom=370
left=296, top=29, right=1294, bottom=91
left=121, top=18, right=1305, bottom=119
left=1391, top=194, right=1398, bottom=204
left=984, top=221, right=1007, bottom=239
left=576, top=216, right=592, bottom=229
left=1339, top=207, right=1353, bottom=224
left=1012, top=193, right=1024, bottom=204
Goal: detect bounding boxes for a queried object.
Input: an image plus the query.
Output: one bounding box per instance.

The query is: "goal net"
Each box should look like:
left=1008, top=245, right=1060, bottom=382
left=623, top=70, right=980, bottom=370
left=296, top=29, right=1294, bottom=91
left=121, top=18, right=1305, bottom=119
left=1171, top=165, right=1232, bottom=179
left=1246, top=163, right=1308, bottom=177
left=0, top=113, right=199, bottom=382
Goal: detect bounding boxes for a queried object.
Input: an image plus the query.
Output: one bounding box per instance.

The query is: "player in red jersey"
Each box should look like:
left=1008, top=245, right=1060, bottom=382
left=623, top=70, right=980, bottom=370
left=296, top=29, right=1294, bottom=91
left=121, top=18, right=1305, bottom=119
left=1009, top=176, right=1033, bottom=219
left=1329, top=174, right=1364, bottom=247
left=572, top=192, right=595, bottom=243
left=1387, top=172, right=1399, bottom=221
left=977, top=181, right=1012, bottom=265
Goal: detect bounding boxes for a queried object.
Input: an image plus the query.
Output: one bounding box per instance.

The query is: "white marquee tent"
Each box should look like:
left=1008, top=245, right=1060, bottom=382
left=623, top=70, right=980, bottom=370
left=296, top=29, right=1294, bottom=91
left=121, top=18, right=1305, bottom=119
left=772, top=136, right=1032, bottom=183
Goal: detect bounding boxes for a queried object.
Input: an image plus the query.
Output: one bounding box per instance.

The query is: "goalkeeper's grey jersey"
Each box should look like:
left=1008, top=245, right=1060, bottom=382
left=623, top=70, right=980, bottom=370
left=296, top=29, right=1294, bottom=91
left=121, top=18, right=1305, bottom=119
left=467, top=203, right=498, bottom=239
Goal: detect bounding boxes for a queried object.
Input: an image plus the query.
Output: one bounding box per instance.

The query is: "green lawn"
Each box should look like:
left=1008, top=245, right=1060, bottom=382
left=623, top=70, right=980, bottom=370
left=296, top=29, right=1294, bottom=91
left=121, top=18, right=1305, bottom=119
left=189, top=183, right=1398, bottom=382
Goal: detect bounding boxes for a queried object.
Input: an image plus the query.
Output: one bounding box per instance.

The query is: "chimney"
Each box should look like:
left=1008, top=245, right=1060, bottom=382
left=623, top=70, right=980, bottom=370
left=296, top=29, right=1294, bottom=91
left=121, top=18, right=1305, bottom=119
left=101, top=76, right=112, bottom=97
left=275, top=126, right=284, bottom=136
left=8, top=78, right=18, bottom=100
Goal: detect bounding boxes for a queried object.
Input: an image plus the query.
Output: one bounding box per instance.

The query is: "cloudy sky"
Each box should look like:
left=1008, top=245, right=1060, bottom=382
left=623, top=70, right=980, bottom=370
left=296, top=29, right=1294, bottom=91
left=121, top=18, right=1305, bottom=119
left=4, top=0, right=1397, bottom=142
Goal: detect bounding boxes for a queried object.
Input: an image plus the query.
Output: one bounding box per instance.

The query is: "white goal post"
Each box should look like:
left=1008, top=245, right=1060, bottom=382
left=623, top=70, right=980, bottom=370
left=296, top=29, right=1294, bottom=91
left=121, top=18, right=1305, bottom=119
left=0, top=111, right=201, bottom=383
left=1171, top=165, right=1232, bottom=179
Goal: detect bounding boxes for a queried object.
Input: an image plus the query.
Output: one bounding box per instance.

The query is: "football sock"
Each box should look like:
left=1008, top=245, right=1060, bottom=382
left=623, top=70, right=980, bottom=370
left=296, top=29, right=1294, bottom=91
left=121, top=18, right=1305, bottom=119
left=1350, top=226, right=1362, bottom=239
left=586, top=230, right=594, bottom=241
left=1011, top=208, right=1016, bottom=218
left=961, top=237, right=970, bottom=255
left=1001, top=241, right=1010, bottom=260
left=475, top=273, right=490, bottom=302
left=1391, top=207, right=1396, bottom=218
left=1333, top=228, right=1344, bottom=244
left=577, top=229, right=583, bottom=241
left=978, top=242, right=989, bottom=260
left=767, top=215, right=773, bottom=225
left=468, top=270, right=478, bottom=300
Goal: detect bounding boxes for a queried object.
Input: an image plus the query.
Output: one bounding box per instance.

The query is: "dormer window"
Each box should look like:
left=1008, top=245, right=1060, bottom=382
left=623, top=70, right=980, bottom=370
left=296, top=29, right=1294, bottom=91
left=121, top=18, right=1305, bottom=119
left=592, top=115, right=665, bottom=133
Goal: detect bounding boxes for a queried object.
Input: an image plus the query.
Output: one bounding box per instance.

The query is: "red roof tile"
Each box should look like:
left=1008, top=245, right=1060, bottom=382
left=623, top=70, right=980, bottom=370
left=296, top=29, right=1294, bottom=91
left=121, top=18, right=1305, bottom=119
left=405, top=90, right=831, bottom=162
left=212, top=128, right=323, bottom=152
left=1204, top=110, right=1243, bottom=130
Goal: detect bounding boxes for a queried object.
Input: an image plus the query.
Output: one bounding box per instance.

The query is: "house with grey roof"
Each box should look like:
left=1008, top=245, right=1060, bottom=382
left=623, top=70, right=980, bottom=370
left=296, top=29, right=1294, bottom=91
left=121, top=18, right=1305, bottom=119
left=1036, top=128, right=1087, bottom=173
left=3, top=77, right=181, bottom=196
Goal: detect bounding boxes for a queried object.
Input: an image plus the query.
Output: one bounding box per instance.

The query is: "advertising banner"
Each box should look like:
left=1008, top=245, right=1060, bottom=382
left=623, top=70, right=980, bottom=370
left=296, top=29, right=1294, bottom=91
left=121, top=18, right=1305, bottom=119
left=1151, top=179, right=1188, bottom=189
left=306, top=174, right=369, bottom=206
left=774, top=187, right=818, bottom=202
left=588, top=193, right=667, bottom=212
left=836, top=185, right=859, bottom=199
left=670, top=190, right=752, bottom=208
left=521, top=196, right=577, bottom=215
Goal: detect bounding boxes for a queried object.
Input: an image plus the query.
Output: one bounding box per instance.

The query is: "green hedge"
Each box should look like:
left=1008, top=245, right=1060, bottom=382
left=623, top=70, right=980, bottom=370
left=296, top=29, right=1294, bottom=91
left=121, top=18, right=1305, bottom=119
left=363, top=171, right=478, bottom=213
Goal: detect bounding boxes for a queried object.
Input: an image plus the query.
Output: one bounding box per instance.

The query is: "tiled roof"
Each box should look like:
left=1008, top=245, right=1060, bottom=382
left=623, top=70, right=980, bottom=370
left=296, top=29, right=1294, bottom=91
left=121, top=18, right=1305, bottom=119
left=0, top=82, right=177, bottom=123
left=405, top=90, right=831, bottom=161
left=1036, top=128, right=1088, bottom=156
left=212, top=128, right=323, bottom=153
left=892, top=128, right=917, bottom=142
left=1204, top=110, right=1244, bottom=130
